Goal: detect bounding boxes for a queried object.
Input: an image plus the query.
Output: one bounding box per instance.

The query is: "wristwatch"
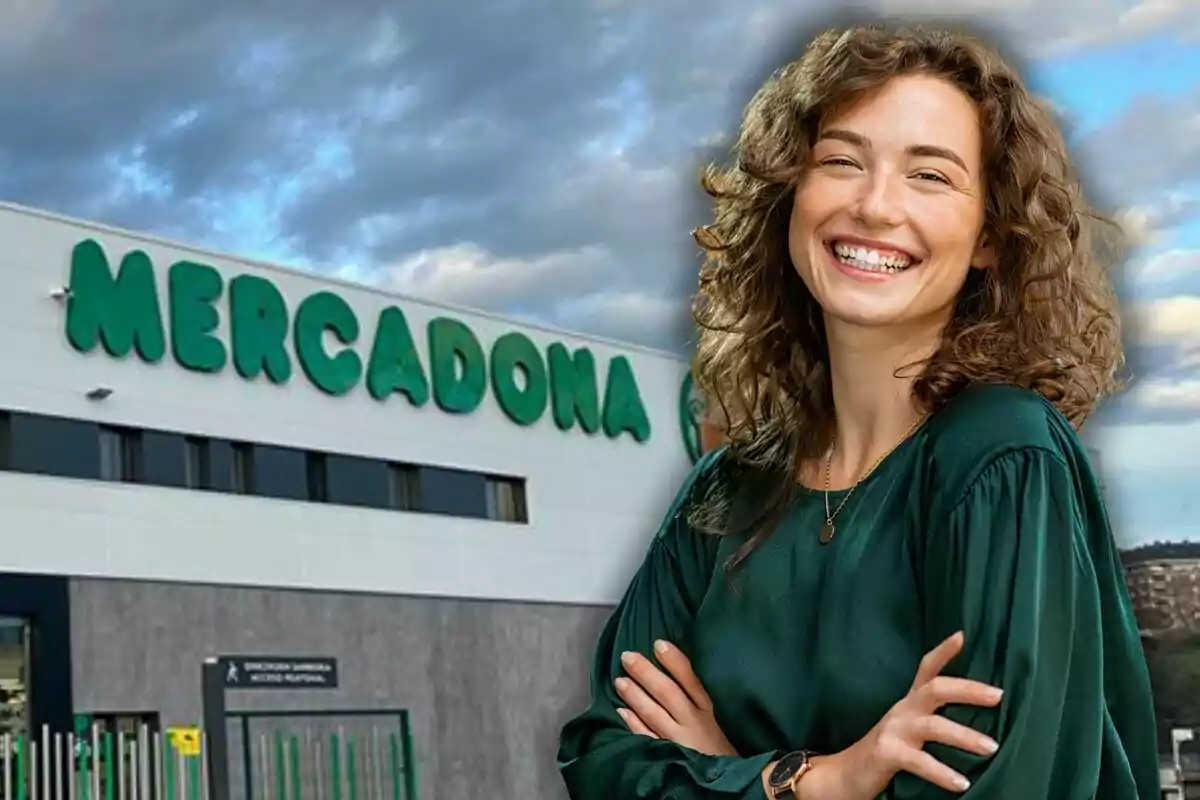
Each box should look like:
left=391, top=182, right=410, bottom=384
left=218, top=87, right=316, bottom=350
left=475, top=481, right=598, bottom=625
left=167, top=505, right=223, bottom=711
left=767, top=750, right=816, bottom=798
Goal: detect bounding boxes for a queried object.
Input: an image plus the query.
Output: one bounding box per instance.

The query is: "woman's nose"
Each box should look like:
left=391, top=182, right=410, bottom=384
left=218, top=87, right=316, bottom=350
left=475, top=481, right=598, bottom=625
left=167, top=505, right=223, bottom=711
left=853, top=172, right=905, bottom=228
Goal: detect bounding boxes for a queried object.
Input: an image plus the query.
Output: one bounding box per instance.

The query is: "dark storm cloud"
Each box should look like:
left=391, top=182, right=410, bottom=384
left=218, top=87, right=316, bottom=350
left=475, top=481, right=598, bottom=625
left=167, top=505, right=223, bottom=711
left=273, top=0, right=775, bottom=309
left=0, top=0, right=381, bottom=226
left=0, top=0, right=747, bottom=340
left=2, top=0, right=1198, bottom=356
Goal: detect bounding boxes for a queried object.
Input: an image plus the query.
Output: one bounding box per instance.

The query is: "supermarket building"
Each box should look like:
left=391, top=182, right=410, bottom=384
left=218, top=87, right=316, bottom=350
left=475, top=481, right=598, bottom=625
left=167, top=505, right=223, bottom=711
left=0, top=202, right=721, bottom=798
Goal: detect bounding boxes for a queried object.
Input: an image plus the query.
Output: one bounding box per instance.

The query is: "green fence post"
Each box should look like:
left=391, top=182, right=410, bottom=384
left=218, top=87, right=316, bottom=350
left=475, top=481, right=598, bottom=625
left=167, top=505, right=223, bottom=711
left=387, top=734, right=400, bottom=800
left=400, top=713, right=416, bottom=800
left=104, top=733, right=114, bottom=800
left=288, top=736, right=301, bottom=800
left=274, top=732, right=285, bottom=800
left=14, top=737, right=25, bottom=800
left=165, top=739, right=177, bottom=800
left=330, top=733, right=342, bottom=800
left=74, top=716, right=93, bottom=800
left=346, top=738, right=358, bottom=800
left=189, top=752, right=201, bottom=800
left=80, top=738, right=91, bottom=800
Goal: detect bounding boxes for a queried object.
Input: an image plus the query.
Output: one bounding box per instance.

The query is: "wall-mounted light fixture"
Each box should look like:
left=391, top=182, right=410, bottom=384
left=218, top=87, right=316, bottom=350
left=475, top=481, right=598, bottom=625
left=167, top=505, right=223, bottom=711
left=85, top=386, right=113, bottom=401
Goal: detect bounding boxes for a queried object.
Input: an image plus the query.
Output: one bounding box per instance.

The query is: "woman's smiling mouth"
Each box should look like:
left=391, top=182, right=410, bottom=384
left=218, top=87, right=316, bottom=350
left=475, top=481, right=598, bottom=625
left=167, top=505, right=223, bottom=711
left=824, top=238, right=922, bottom=279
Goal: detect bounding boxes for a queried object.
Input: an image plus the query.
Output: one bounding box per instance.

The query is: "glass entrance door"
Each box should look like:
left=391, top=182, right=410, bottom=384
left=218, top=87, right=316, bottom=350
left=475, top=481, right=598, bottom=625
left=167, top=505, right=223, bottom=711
left=0, top=615, right=29, bottom=741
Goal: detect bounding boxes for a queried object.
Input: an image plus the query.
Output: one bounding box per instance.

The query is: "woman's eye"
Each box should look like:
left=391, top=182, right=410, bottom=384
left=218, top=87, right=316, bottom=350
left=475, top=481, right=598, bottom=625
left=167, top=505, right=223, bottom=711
left=821, top=157, right=859, bottom=168
left=913, top=170, right=950, bottom=184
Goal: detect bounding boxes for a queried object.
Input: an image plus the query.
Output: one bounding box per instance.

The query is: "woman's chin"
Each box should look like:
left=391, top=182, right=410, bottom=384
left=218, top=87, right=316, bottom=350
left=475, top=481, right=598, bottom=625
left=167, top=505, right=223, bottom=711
left=819, top=301, right=947, bottom=336
left=820, top=300, right=912, bottom=330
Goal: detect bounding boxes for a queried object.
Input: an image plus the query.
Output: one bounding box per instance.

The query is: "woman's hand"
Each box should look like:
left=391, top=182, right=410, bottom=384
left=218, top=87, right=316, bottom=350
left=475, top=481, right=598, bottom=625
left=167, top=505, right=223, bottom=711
left=613, top=639, right=738, bottom=757
left=800, top=631, right=1002, bottom=798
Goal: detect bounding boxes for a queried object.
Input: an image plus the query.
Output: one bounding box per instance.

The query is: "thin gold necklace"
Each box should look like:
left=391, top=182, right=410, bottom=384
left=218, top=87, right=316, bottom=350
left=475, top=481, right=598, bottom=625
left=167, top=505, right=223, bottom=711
left=819, top=416, right=926, bottom=545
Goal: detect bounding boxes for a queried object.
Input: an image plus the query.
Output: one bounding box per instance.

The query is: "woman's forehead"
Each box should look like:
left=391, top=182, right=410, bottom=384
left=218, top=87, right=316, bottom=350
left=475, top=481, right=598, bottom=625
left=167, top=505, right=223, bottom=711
left=812, top=76, right=985, bottom=169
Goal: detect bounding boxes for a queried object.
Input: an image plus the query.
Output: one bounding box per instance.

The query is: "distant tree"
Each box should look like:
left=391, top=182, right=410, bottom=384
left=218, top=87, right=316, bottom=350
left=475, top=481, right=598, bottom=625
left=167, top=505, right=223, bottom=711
left=1122, top=541, right=1200, bottom=566
left=1143, top=630, right=1200, bottom=743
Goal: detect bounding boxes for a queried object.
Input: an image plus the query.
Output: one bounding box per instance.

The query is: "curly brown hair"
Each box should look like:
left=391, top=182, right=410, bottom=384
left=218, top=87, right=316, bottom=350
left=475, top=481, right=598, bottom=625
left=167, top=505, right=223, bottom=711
left=688, top=22, right=1126, bottom=564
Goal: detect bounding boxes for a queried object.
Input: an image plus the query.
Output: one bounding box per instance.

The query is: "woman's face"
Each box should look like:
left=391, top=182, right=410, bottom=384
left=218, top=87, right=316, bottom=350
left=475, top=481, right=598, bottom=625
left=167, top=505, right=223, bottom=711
left=788, top=74, right=993, bottom=334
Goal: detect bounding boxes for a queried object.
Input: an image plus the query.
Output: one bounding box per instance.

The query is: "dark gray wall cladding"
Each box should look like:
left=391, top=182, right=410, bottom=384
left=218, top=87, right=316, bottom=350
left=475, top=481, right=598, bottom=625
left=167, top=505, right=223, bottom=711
left=70, top=578, right=611, bottom=800
left=9, top=412, right=100, bottom=479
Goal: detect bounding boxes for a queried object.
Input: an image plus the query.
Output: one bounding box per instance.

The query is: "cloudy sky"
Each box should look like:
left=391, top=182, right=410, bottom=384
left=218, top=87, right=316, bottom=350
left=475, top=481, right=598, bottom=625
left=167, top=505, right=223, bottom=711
left=3, top=0, right=1198, bottom=548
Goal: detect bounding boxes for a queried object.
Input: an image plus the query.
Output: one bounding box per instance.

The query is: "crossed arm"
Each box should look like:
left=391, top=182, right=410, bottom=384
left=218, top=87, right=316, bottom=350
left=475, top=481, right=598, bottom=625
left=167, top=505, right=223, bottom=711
left=613, top=633, right=1002, bottom=797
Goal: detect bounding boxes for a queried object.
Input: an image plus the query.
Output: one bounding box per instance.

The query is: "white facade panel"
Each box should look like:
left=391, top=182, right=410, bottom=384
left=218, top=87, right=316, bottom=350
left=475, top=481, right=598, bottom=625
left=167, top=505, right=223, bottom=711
left=0, top=203, right=698, bottom=605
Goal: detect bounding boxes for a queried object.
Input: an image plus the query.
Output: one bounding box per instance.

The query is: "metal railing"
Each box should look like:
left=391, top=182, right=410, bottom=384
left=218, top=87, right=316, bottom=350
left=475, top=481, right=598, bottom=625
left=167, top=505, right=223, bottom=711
left=0, top=716, right=417, bottom=800
left=1, top=725, right=206, bottom=800
left=227, top=710, right=417, bottom=800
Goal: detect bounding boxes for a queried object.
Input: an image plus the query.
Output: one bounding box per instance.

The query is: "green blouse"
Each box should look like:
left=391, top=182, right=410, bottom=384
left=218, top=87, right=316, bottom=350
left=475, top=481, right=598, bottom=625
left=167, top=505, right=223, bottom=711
left=557, top=384, right=1160, bottom=799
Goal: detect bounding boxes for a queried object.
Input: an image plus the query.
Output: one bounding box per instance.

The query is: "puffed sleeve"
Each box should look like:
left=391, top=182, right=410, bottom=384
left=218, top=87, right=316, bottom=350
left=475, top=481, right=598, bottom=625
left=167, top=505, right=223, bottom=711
left=557, top=449, right=782, bottom=799
left=892, top=446, right=1159, bottom=798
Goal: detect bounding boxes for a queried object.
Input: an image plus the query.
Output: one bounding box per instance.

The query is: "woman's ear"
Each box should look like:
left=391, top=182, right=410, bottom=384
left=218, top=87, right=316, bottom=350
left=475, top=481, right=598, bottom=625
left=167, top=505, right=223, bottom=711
left=972, top=229, right=997, bottom=271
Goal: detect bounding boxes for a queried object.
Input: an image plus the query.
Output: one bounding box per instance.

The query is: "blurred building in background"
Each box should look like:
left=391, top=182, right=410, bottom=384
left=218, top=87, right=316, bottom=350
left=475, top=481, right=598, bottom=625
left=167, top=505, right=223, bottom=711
left=1127, top=559, right=1200, bottom=633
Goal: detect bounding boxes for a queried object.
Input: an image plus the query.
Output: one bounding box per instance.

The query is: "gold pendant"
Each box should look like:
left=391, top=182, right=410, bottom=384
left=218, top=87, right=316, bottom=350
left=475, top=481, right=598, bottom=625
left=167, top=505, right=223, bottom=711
left=819, top=521, right=835, bottom=544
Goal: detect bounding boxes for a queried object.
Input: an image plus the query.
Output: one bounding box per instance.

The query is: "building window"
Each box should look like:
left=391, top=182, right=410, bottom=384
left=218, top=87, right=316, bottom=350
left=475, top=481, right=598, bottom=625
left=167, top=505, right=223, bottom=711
left=306, top=451, right=328, bottom=502
left=485, top=476, right=527, bottom=523
left=387, top=463, right=419, bottom=511
left=2, top=408, right=535, bottom=523
left=231, top=442, right=255, bottom=494
left=184, top=437, right=212, bottom=490
left=98, top=426, right=141, bottom=483
left=0, top=412, right=9, bottom=471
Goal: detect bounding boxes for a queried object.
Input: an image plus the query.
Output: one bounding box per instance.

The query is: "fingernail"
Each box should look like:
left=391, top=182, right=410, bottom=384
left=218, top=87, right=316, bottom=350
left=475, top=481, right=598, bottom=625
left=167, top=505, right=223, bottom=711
left=616, top=708, right=629, bottom=720
left=653, top=640, right=669, bottom=654
left=982, top=737, right=998, bottom=754
left=989, top=687, right=1004, bottom=702
left=620, top=651, right=634, bottom=666
left=955, top=776, right=971, bottom=791
left=614, top=677, right=628, bottom=691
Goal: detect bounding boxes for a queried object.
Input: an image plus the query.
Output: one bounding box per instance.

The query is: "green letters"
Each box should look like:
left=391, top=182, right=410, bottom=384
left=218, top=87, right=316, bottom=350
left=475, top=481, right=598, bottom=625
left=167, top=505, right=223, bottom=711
left=547, top=343, right=600, bottom=434
left=295, top=291, right=362, bottom=396
left=490, top=332, right=548, bottom=426
left=65, top=239, right=165, bottom=362
left=168, top=261, right=226, bottom=373
left=602, top=355, right=651, bottom=442
left=59, top=238, right=654, bottom=445
left=229, top=275, right=291, bottom=384
left=366, top=307, right=429, bottom=405
left=428, top=317, right=486, bottom=414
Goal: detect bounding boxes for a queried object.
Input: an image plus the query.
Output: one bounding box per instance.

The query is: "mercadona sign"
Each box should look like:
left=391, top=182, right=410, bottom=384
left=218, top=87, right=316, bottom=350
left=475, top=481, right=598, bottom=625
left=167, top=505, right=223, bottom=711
left=62, top=238, right=652, bottom=442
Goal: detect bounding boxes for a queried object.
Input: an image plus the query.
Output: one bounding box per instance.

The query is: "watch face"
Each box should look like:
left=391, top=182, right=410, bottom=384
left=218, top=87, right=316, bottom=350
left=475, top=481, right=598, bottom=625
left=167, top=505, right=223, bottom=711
left=769, top=752, right=807, bottom=787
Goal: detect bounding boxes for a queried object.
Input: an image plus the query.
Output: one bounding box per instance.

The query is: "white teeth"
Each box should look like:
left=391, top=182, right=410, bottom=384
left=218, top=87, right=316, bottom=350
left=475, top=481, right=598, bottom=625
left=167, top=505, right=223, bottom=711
left=832, top=242, right=912, bottom=273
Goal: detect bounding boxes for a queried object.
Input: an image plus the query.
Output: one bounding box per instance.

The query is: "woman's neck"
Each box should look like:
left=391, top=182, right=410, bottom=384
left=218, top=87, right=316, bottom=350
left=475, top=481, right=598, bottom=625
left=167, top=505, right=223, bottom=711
left=819, top=317, right=941, bottom=489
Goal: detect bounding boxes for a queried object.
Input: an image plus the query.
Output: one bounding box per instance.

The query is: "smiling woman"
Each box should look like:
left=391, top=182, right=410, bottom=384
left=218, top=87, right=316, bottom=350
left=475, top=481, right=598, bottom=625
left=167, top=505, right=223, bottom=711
left=557, top=20, right=1159, bottom=800
left=793, top=76, right=996, bottom=330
